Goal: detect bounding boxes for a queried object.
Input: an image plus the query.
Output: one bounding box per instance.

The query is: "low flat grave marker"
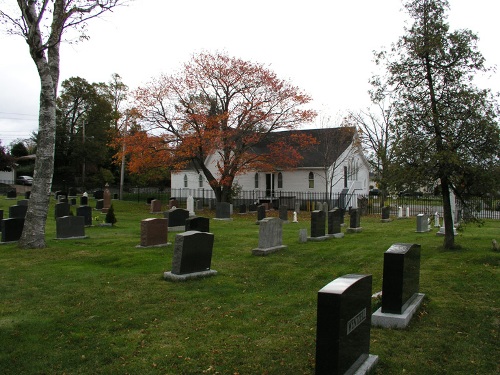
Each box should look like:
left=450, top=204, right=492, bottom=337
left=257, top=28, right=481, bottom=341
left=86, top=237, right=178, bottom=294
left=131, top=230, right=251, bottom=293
left=372, top=243, right=425, bottom=329
left=164, top=231, right=217, bottom=281
left=252, top=217, right=287, bottom=256
left=316, top=274, right=378, bottom=375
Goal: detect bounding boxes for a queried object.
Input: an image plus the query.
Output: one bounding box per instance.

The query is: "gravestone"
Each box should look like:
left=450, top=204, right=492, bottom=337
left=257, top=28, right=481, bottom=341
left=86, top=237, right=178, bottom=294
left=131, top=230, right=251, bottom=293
left=185, top=216, right=210, bottom=233
left=164, top=208, right=190, bottom=230
left=215, top=202, right=231, bottom=220
left=80, top=196, right=89, bottom=206
left=6, top=189, right=17, bottom=199
left=150, top=199, right=162, bottom=213
left=17, top=199, right=29, bottom=206
left=278, top=205, right=288, bottom=222
left=381, top=206, right=391, bottom=222
left=96, top=199, right=104, bottom=210
left=77, top=206, right=92, bottom=226
left=59, top=196, right=68, bottom=204
left=94, top=190, right=104, bottom=200
left=54, top=202, right=71, bottom=219
left=9, top=204, right=28, bottom=219
left=24, top=191, right=31, bottom=199
left=322, top=202, right=328, bottom=214
left=239, top=204, right=247, bottom=214
left=316, top=202, right=323, bottom=212
left=372, top=243, right=425, bottom=328
left=56, top=216, right=86, bottom=239
left=102, top=184, right=111, bottom=213
left=168, top=198, right=178, bottom=209
left=434, top=212, right=440, bottom=227
left=316, top=274, right=378, bottom=375
left=195, top=199, right=203, bottom=211
left=68, top=187, right=77, bottom=197
left=299, top=228, right=307, bottom=243
left=416, top=214, right=429, bottom=233
left=0, top=210, right=3, bottom=226
left=294, top=201, right=301, bottom=214
left=346, top=208, right=362, bottom=233
left=397, top=206, right=403, bottom=219
left=252, top=217, right=287, bottom=256
left=256, top=205, right=266, bottom=223
left=139, top=218, right=169, bottom=247
left=309, top=210, right=327, bottom=241
left=70, top=198, right=77, bottom=206
left=1, top=218, right=25, bottom=242
left=163, top=231, right=217, bottom=281
left=187, top=195, right=195, bottom=216
left=249, top=203, right=257, bottom=212
left=327, top=209, right=344, bottom=238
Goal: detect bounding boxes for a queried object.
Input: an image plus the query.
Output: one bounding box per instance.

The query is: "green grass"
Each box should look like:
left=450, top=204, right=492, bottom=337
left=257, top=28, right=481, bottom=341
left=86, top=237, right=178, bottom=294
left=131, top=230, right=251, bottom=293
left=0, top=198, right=498, bottom=374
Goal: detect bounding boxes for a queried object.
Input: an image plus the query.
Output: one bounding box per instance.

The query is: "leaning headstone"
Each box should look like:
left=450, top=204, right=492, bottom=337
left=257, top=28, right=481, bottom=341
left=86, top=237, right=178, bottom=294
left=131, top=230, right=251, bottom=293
left=54, top=202, right=71, bottom=219
left=9, top=204, right=28, bottom=219
left=415, top=214, right=429, bottom=233
left=1, top=218, right=25, bottom=242
left=102, top=184, right=111, bottom=213
left=309, top=210, right=327, bottom=241
left=381, top=206, right=391, bottom=222
left=278, top=205, right=288, bottom=222
left=252, top=217, right=287, bottom=256
left=164, top=208, right=190, bottom=231
left=372, top=243, right=425, bottom=329
left=150, top=199, right=162, bottom=213
left=315, top=274, right=378, bottom=375
left=185, top=216, right=210, bottom=233
left=138, top=218, right=169, bottom=247
left=76, top=206, right=92, bottom=226
left=56, top=216, right=86, bottom=239
left=256, top=205, right=266, bottom=223
left=327, top=209, right=344, bottom=238
left=215, top=202, right=231, bottom=220
left=163, top=231, right=217, bottom=281
left=346, top=208, right=362, bottom=233
left=186, top=195, right=195, bottom=216
left=80, top=196, right=88, bottom=206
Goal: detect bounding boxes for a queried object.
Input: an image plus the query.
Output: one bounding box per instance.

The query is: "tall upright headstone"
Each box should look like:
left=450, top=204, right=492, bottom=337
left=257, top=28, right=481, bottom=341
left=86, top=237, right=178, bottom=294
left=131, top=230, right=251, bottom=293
left=163, top=231, right=217, bottom=281
left=102, top=183, right=111, bottom=213
left=139, top=218, right=169, bottom=247
left=256, top=205, right=266, bottom=223
left=76, top=206, right=92, bottom=226
left=346, top=208, right=362, bottom=233
left=372, top=243, right=425, bottom=328
left=252, top=217, right=287, bottom=256
left=215, top=202, right=231, bottom=220
left=316, top=274, right=378, bottom=375
left=186, top=195, right=195, bottom=216
left=309, top=210, right=327, bottom=241
left=278, top=205, right=288, bottom=222
left=327, top=209, right=344, bottom=238
left=415, top=214, right=429, bottom=233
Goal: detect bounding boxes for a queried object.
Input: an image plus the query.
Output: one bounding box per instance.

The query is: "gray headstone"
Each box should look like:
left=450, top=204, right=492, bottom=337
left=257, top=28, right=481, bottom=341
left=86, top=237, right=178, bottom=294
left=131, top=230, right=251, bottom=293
left=56, top=216, right=86, bottom=239
left=416, top=214, right=429, bottom=233
left=215, top=202, right=231, bottom=219
left=252, top=217, right=287, bottom=256
left=299, top=228, right=308, bottom=243
left=76, top=206, right=92, bottom=226
left=171, top=231, right=215, bottom=275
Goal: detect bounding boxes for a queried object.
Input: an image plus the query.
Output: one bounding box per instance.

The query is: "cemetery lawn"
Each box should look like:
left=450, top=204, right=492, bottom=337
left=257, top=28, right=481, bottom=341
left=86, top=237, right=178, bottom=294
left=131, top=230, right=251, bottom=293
left=0, top=198, right=498, bottom=375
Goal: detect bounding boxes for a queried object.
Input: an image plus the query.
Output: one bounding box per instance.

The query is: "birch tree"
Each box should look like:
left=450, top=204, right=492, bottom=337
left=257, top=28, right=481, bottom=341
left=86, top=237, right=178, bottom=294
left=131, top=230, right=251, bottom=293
left=0, top=0, right=124, bottom=248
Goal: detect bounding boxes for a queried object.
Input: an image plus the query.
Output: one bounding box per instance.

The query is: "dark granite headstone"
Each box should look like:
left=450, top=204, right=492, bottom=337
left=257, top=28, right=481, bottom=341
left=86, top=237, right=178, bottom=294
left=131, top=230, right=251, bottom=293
left=76, top=206, right=92, bottom=226
left=278, top=205, right=288, bottom=221
left=257, top=205, right=266, bottom=221
left=94, top=190, right=104, bottom=200
left=185, top=216, right=210, bottom=233
left=382, top=243, right=421, bottom=314
left=316, top=274, right=373, bottom=375
left=55, top=202, right=71, bottom=219
left=164, top=208, right=190, bottom=228
left=381, top=206, right=391, bottom=220
left=239, top=204, right=247, bottom=214
left=24, top=191, right=31, bottom=199
left=68, top=187, right=77, bottom=197
left=0, top=210, right=3, bottom=226
left=17, top=199, right=29, bottom=206
left=215, top=202, right=231, bottom=219
left=70, top=198, right=77, bottom=206
left=96, top=199, right=104, bottom=210
left=9, top=205, right=28, bottom=219
left=311, top=210, right=326, bottom=238
left=171, top=231, right=214, bottom=275
left=349, top=208, right=361, bottom=228
left=328, top=209, right=342, bottom=235
left=249, top=203, right=257, bottom=212
left=80, top=196, right=88, bottom=206
left=6, top=189, right=17, bottom=199
left=140, top=218, right=168, bottom=247
left=1, top=218, right=25, bottom=242
left=56, top=216, right=85, bottom=239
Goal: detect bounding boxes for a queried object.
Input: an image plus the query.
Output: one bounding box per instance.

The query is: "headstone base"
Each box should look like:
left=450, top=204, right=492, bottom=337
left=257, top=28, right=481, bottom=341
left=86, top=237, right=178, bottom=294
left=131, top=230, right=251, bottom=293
left=351, top=354, right=379, bottom=375
left=372, top=293, right=425, bottom=329
left=252, top=245, right=287, bottom=256
left=163, top=269, right=217, bottom=281
left=213, top=218, right=233, bottom=221
left=136, top=242, right=171, bottom=248
left=346, top=227, right=363, bottom=233
left=327, top=233, right=344, bottom=239
left=168, top=225, right=187, bottom=232
left=416, top=228, right=430, bottom=233
left=307, top=235, right=329, bottom=242
left=55, top=236, right=88, bottom=240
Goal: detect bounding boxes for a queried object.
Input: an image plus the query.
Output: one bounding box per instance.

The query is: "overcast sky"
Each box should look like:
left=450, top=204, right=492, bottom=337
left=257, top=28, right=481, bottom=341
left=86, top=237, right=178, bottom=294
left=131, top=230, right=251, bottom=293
left=1, top=0, right=499, bottom=146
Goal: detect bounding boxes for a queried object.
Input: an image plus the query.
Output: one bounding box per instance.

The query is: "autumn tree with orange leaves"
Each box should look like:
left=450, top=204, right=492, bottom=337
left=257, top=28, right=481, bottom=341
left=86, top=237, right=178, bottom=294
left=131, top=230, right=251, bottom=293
left=120, top=52, right=316, bottom=202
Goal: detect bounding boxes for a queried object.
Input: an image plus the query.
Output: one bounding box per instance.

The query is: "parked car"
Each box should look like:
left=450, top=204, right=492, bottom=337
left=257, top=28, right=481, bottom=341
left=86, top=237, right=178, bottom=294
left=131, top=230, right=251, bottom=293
left=369, top=188, right=380, bottom=196
left=16, top=176, right=33, bottom=186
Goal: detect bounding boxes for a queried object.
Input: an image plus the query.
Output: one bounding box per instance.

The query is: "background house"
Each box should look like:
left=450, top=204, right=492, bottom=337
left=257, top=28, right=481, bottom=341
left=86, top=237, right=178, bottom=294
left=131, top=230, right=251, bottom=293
left=171, top=127, right=370, bottom=209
